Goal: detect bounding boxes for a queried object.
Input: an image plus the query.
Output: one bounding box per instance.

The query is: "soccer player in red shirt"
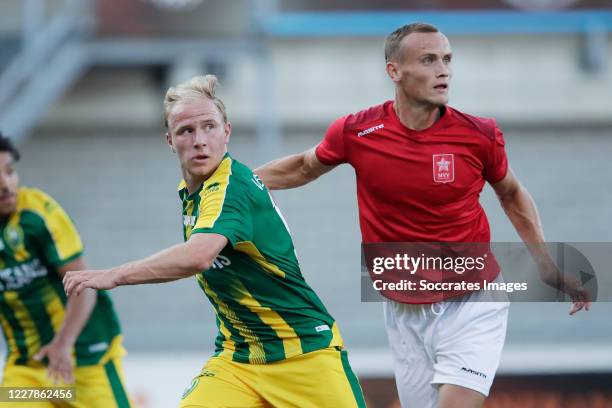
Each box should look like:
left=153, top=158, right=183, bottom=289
left=255, top=23, right=590, bottom=408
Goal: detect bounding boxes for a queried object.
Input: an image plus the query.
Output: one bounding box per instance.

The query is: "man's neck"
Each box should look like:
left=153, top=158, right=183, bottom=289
left=394, top=93, right=442, bottom=131
left=184, top=174, right=206, bottom=196
left=183, top=152, right=227, bottom=195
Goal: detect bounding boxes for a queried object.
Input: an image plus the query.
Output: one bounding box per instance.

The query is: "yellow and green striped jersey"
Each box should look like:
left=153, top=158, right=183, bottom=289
left=0, top=187, right=122, bottom=366
left=179, top=154, right=343, bottom=364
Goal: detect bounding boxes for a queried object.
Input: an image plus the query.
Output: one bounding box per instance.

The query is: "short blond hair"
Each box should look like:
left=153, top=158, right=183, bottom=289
left=163, top=74, right=228, bottom=128
left=384, top=23, right=439, bottom=62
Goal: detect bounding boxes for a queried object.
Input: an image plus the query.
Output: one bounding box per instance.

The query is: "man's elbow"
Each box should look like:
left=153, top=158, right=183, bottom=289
left=190, top=256, right=214, bottom=274
left=182, top=245, right=214, bottom=274
left=299, top=166, right=319, bottom=184
left=300, top=158, right=327, bottom=184
left=183, top=234, right=227, bottom=275
left=497, top=190, right=516, bottom=207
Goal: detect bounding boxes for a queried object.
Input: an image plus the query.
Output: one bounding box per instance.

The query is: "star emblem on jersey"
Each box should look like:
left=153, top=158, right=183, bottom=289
left=437, top=157, right=450, bottom=172
left=432, top=154, right=455, bottom=183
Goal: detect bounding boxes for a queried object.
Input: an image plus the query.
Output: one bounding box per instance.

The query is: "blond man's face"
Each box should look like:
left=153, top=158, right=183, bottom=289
left=166, top=98, right=231, bottom=182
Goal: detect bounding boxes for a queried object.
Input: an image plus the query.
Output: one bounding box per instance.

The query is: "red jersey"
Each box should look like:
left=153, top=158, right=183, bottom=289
left=316, top=101, right=508, bottom=302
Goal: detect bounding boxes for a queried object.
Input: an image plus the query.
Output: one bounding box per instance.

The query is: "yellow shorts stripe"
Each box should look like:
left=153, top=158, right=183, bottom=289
left=179, top=347, right=366, bottom=408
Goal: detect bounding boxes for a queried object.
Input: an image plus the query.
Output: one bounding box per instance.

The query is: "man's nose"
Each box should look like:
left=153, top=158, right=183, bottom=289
left=0, top=175, right=9, bottom=190
left=193, top=129, right=207, bottom=147
left=437, top=61, right=450, bottom=77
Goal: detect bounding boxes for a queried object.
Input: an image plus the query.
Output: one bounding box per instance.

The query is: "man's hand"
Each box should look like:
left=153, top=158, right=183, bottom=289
left=537, top=257, right=592, bottom=315
left=569, top=299, right=591, bottom=316
left=492, top=171, right=593, bottom=315
left=33, top=340, right=74, bottom=384
left=63, top=269, right=118, bottom=296
left=565, top=282, right=592, bottom=316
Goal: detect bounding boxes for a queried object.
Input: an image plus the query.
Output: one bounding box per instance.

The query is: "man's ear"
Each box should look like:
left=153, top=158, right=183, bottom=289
left=224, top=122, right=232, bottom=145
left=386, top=61, right=401, bottom=83
left=166, top=132, right=176, bottom=153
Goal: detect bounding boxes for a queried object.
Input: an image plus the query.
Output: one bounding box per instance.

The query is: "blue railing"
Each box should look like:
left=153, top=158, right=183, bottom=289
left=261, top=10, right=612, bottom=37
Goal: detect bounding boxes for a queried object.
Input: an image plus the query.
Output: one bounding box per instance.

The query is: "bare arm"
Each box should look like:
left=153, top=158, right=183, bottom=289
left=254, top=147, right=336, bottom=190
left=492, top=167, right=590, bottom=314
left=63, top=233, right=228, bottom=296
left=492, top=167, right=545, bottom=243
left=34, top=257, right=96, bottom=384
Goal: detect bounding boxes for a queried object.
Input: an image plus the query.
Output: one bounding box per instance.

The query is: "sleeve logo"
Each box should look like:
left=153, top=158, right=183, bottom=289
left=251, top=175, right=265, bottom=190
left=204, top=182, right=220, bottom=194
left=357, top=124, right=384, bottom=137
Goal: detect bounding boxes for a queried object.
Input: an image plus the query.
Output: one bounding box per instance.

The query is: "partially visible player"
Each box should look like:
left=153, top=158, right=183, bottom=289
left=254, top=23, right=590, bottom=408
left=0, top=134, right=132, bottom=407
left=63, top=75, right=366, bottom=408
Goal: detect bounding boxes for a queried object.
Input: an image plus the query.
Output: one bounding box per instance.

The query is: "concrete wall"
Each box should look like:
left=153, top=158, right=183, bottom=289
left=39, top=33, right=612, bottom=131
left=231, top=34, right=612, bottom=126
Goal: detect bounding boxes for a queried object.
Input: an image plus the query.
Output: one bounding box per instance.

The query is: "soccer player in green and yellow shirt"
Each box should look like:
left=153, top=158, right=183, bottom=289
left=0, top=134, right=131, bottom=408
left=63, top=75, right=366, bottom=408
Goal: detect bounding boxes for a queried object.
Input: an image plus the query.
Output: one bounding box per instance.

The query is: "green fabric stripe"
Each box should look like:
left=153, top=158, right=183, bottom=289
left=195, top=280, right=226, bottom=356
left=191, top=193, right=202, bottom=240
left=216, top=312, right=249, bottom=361
left=226, top=279, right=286, bottom=362
left=212, top=316, right=224, bottom=358
left=38, top=283, right=64, bottom=343
left=182, top=192, right=201, bottom=242
left=228, top=263, right=295, bottom=359
left=104, top=360, right=131, bottom=408
left=22, top=285, right=56, bottom=353
left=235, top=255, right=335, bottom=355
left=75, top=293, right=122, bottom=366
left=19, top=211, right=60, bottom=265
left=194, top=193, right=201, bottom=213
left=0, top=294, right=28, bottom=364
left=340, top=350, right=367, bottom=408
left=47, top=274, right=68, bottom=306
left=199, top=278, right=248, bottom=361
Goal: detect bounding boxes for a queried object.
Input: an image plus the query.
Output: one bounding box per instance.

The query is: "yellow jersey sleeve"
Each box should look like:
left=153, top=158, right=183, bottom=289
left=19, top=188, right=83, bottom=266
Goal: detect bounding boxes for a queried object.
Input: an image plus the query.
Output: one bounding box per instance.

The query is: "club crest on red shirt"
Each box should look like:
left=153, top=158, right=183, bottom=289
left=432, top=154, right=455, bottom=183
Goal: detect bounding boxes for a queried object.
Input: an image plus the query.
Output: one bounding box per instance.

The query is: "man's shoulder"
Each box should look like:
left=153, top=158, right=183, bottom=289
left=17, top=186, right=52, bottom=203
left=446, top=106, right=499, bottom=142
left=16, top=187, right=59, bottom=216
left=227, top=156, right=261, bottom=190
left=227, top=156, right=253, bottom=179
left=340, top=100, right=391, bottom=132
left=204, top=156, right=264, bottom=200
left=12, top=187, right=68, bottom=235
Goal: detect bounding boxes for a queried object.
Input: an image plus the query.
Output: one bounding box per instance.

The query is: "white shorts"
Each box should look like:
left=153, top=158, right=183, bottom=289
left=383, top=288, right=509, bottom=408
